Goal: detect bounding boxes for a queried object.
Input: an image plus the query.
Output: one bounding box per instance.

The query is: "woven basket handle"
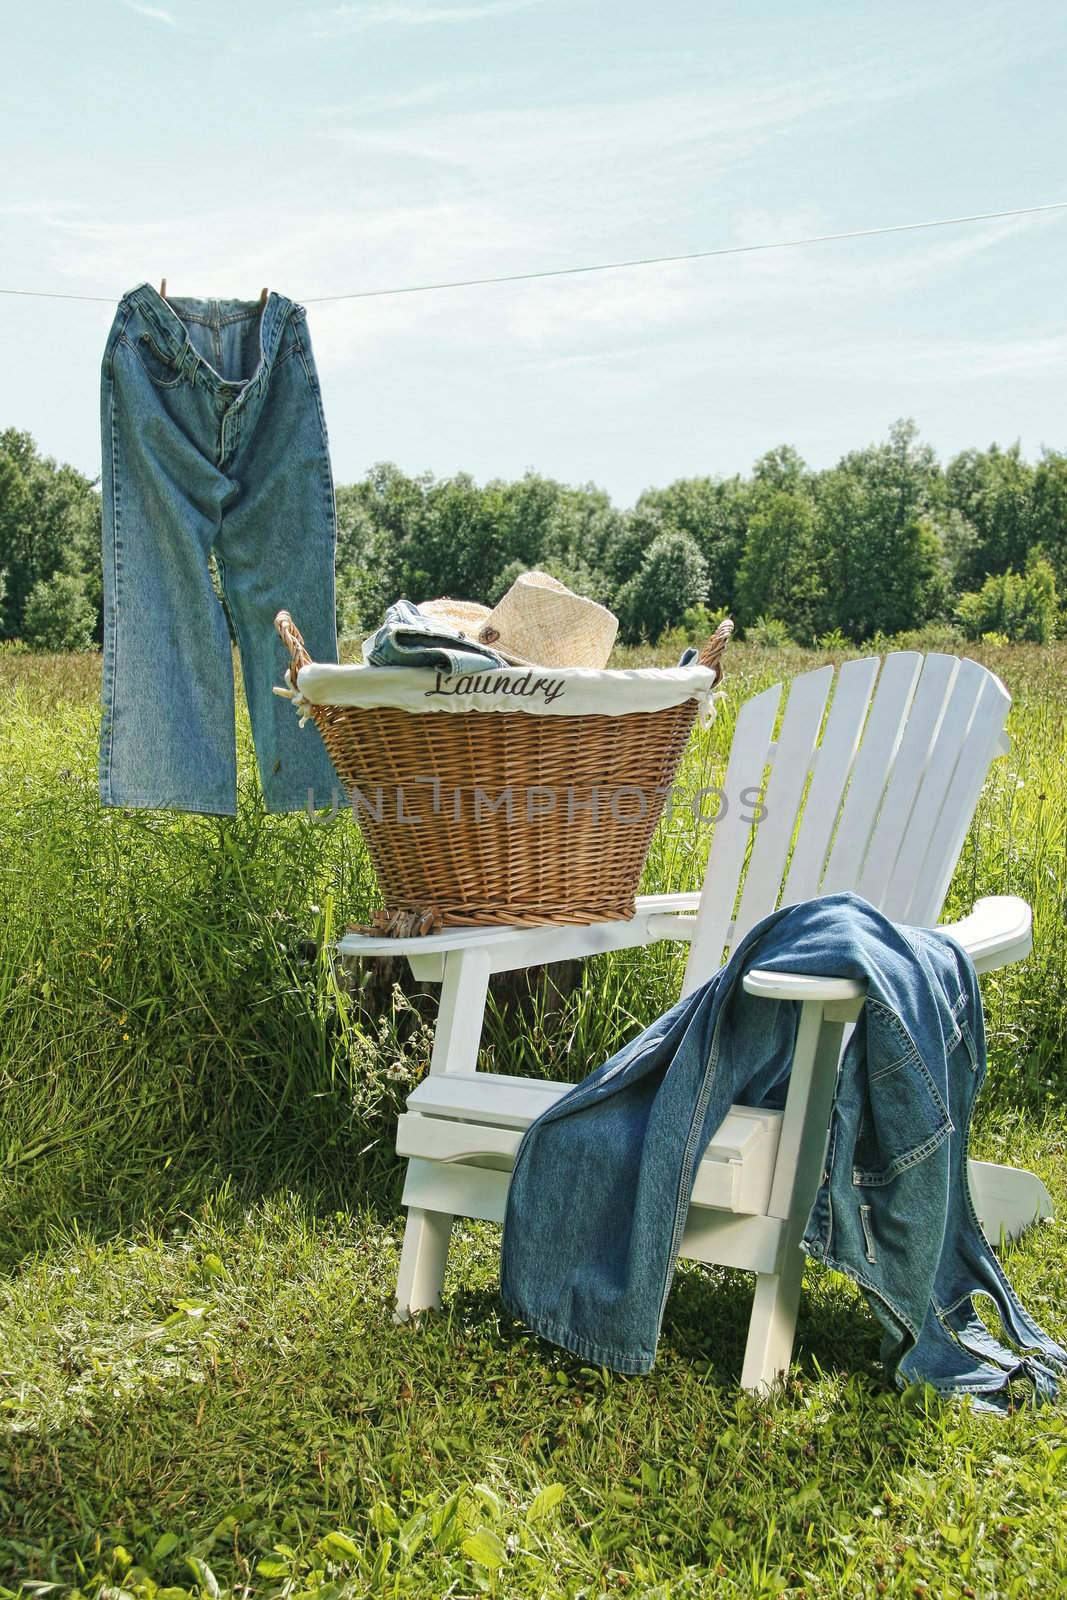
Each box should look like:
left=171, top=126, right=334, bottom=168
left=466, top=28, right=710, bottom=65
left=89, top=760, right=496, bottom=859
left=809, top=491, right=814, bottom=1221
left=275, top=609, right=313, bottom=679
left=696, top=617, right=733, bottom=686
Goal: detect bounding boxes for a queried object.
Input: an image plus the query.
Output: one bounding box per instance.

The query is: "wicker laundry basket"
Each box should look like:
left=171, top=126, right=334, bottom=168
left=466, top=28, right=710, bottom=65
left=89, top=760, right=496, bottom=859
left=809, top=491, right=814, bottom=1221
left=275, top=611, right=731, bottom=931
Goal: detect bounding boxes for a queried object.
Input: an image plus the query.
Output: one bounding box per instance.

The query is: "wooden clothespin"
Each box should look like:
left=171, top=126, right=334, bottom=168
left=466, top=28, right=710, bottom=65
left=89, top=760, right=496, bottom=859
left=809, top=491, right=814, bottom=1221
left=258, top=286, right=269, bottom=308
left=159, top=277, right=168, bottom=300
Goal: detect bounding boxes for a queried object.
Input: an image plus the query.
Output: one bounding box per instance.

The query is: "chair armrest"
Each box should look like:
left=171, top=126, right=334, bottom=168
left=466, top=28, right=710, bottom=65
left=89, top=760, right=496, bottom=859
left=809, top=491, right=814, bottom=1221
left=334, top=890, right=704, bottom=977
left=741, top=970, right=867, bottom=1004
left=335, top=892, right=1033, bottom=986
left=936, top=895, right=1032, bottom=972
left=740, top=895, right=1033, bottom=1005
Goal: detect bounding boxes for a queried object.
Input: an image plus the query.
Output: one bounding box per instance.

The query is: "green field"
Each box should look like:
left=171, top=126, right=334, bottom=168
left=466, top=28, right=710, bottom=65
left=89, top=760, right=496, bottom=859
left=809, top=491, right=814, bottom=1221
left=1, top=640, right=1064, bottom=1599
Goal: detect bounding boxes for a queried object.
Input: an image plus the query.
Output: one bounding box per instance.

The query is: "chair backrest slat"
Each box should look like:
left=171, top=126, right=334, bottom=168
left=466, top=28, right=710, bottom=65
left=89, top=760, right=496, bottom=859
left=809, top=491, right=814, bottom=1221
left=854, top=654, right=961, bottom=910
left=731, top=665, right=834, bottom=946
left=897, top=664, right=1010, bottom=925
left=681, top=683, right=781, bottom=994
left=819, top=653, right=923, bottom=897
left=683, top=650, right=1009, bottom=980
left=780, top=655, right=881, bottom=907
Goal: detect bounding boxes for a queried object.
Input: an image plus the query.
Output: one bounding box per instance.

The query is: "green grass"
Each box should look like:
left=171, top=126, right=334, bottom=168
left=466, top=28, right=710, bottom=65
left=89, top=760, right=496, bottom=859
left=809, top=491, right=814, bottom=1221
left=0, top=641, right=1065, bottom=1599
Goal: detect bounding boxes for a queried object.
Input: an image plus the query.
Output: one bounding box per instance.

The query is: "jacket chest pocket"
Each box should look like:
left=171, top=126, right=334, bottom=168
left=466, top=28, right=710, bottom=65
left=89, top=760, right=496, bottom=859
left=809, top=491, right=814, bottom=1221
left=950, top=989, right=980, bottom=1073
left=851, top=1000, right=953, bottom=1187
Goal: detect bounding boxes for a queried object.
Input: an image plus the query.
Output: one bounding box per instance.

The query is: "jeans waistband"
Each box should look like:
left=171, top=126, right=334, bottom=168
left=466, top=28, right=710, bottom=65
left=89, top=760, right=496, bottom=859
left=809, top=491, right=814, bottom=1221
left=119, top=282, right=298, bottom=396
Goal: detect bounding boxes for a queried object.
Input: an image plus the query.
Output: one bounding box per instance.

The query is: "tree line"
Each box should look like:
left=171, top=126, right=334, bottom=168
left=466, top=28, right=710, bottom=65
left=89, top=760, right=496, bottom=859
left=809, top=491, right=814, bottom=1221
left=1, top=419, right=1063, bottom=653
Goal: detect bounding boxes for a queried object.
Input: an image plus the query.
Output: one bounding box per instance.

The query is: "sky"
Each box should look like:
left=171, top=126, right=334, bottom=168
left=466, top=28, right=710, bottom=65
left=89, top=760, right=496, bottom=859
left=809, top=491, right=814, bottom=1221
left=2, top=0, right=1066, bottom=506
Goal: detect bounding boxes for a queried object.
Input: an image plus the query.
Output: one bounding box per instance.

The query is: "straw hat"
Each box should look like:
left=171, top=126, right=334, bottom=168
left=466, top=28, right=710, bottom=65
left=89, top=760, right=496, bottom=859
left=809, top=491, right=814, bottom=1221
left=422, top=571, right=618, bottom=670
left=419, top=597, right=494, bottom=639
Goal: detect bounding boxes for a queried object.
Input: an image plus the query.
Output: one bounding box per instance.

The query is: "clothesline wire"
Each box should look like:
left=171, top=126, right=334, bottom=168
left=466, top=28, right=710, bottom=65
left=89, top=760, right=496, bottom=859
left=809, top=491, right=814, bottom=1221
left=0, top=201, right=1064, bottom=307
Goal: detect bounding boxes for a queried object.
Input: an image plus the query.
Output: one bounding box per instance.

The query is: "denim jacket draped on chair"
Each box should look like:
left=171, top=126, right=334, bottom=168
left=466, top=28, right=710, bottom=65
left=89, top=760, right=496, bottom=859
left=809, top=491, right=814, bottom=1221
left=500, top=893, right=1065, bottom=1408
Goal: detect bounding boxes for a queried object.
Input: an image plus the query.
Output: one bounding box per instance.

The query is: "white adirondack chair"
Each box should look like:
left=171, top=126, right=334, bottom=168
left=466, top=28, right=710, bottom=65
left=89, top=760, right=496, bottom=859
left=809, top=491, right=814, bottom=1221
left=335, top=652, right=1053, bottom=1389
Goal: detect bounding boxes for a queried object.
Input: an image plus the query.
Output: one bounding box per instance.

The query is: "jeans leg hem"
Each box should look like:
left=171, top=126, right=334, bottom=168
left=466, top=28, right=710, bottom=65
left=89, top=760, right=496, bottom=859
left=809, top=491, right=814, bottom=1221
left=263, top=798, right=335, bottom=814
left=99, top=791, right=237, bottom=816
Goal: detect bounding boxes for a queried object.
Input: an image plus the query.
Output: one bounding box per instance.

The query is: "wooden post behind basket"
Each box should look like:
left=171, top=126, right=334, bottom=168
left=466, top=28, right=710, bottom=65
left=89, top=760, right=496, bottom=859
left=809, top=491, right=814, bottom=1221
left=275, top=610, right=732, bottom=934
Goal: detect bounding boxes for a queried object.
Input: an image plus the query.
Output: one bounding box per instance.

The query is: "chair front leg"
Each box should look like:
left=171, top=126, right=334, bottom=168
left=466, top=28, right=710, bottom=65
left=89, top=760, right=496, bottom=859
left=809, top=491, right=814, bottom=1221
left=394, top=948, right=492, bottom=1322
left=740, top=1001, right=845, bottom=1392
left=395, top=1207, right=454, bottom=1320
left=742, top=1245, right=808, bottom=1392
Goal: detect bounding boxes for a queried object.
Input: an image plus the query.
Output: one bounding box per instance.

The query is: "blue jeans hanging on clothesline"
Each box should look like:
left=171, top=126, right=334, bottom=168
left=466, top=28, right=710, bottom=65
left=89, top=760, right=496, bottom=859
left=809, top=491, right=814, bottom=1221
left=99, top=282, right=338, bottom=814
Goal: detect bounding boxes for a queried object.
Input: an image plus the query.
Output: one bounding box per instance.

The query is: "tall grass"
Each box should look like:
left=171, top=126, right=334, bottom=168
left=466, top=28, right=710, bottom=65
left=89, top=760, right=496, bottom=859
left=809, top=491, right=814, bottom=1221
left=0, top=658, right=386, bottom=1263
left=1, top=644, right=1064, bottom=1264
left=0, top=641, right=1064, bottom=1597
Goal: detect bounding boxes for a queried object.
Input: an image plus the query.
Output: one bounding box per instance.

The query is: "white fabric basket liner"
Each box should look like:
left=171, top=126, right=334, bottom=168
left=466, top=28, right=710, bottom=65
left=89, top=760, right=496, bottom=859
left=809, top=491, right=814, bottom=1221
left=285, top=660, right=721, bottom=721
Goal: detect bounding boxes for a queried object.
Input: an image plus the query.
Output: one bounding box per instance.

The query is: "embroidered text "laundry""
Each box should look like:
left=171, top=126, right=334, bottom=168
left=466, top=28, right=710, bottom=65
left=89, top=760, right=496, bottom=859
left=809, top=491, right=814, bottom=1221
left=424, top=670, right=567, bottom=705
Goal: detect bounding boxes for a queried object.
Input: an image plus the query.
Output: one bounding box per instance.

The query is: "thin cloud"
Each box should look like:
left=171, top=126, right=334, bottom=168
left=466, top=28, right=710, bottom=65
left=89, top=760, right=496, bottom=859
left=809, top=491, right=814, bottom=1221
left=121, top=0, right=177, bottom=23
left=816, top=329, right=1067, bottom=383
left=310, top=79, right=488, bottom=117
left=496, top=213, right=1057, bottom=359
left=314, top=0, right=537, bottom=35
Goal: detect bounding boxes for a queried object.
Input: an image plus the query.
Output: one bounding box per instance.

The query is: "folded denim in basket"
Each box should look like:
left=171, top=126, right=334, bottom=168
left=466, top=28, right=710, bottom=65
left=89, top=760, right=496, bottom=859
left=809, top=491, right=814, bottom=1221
left=363, top=598, right=509, bottom=674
